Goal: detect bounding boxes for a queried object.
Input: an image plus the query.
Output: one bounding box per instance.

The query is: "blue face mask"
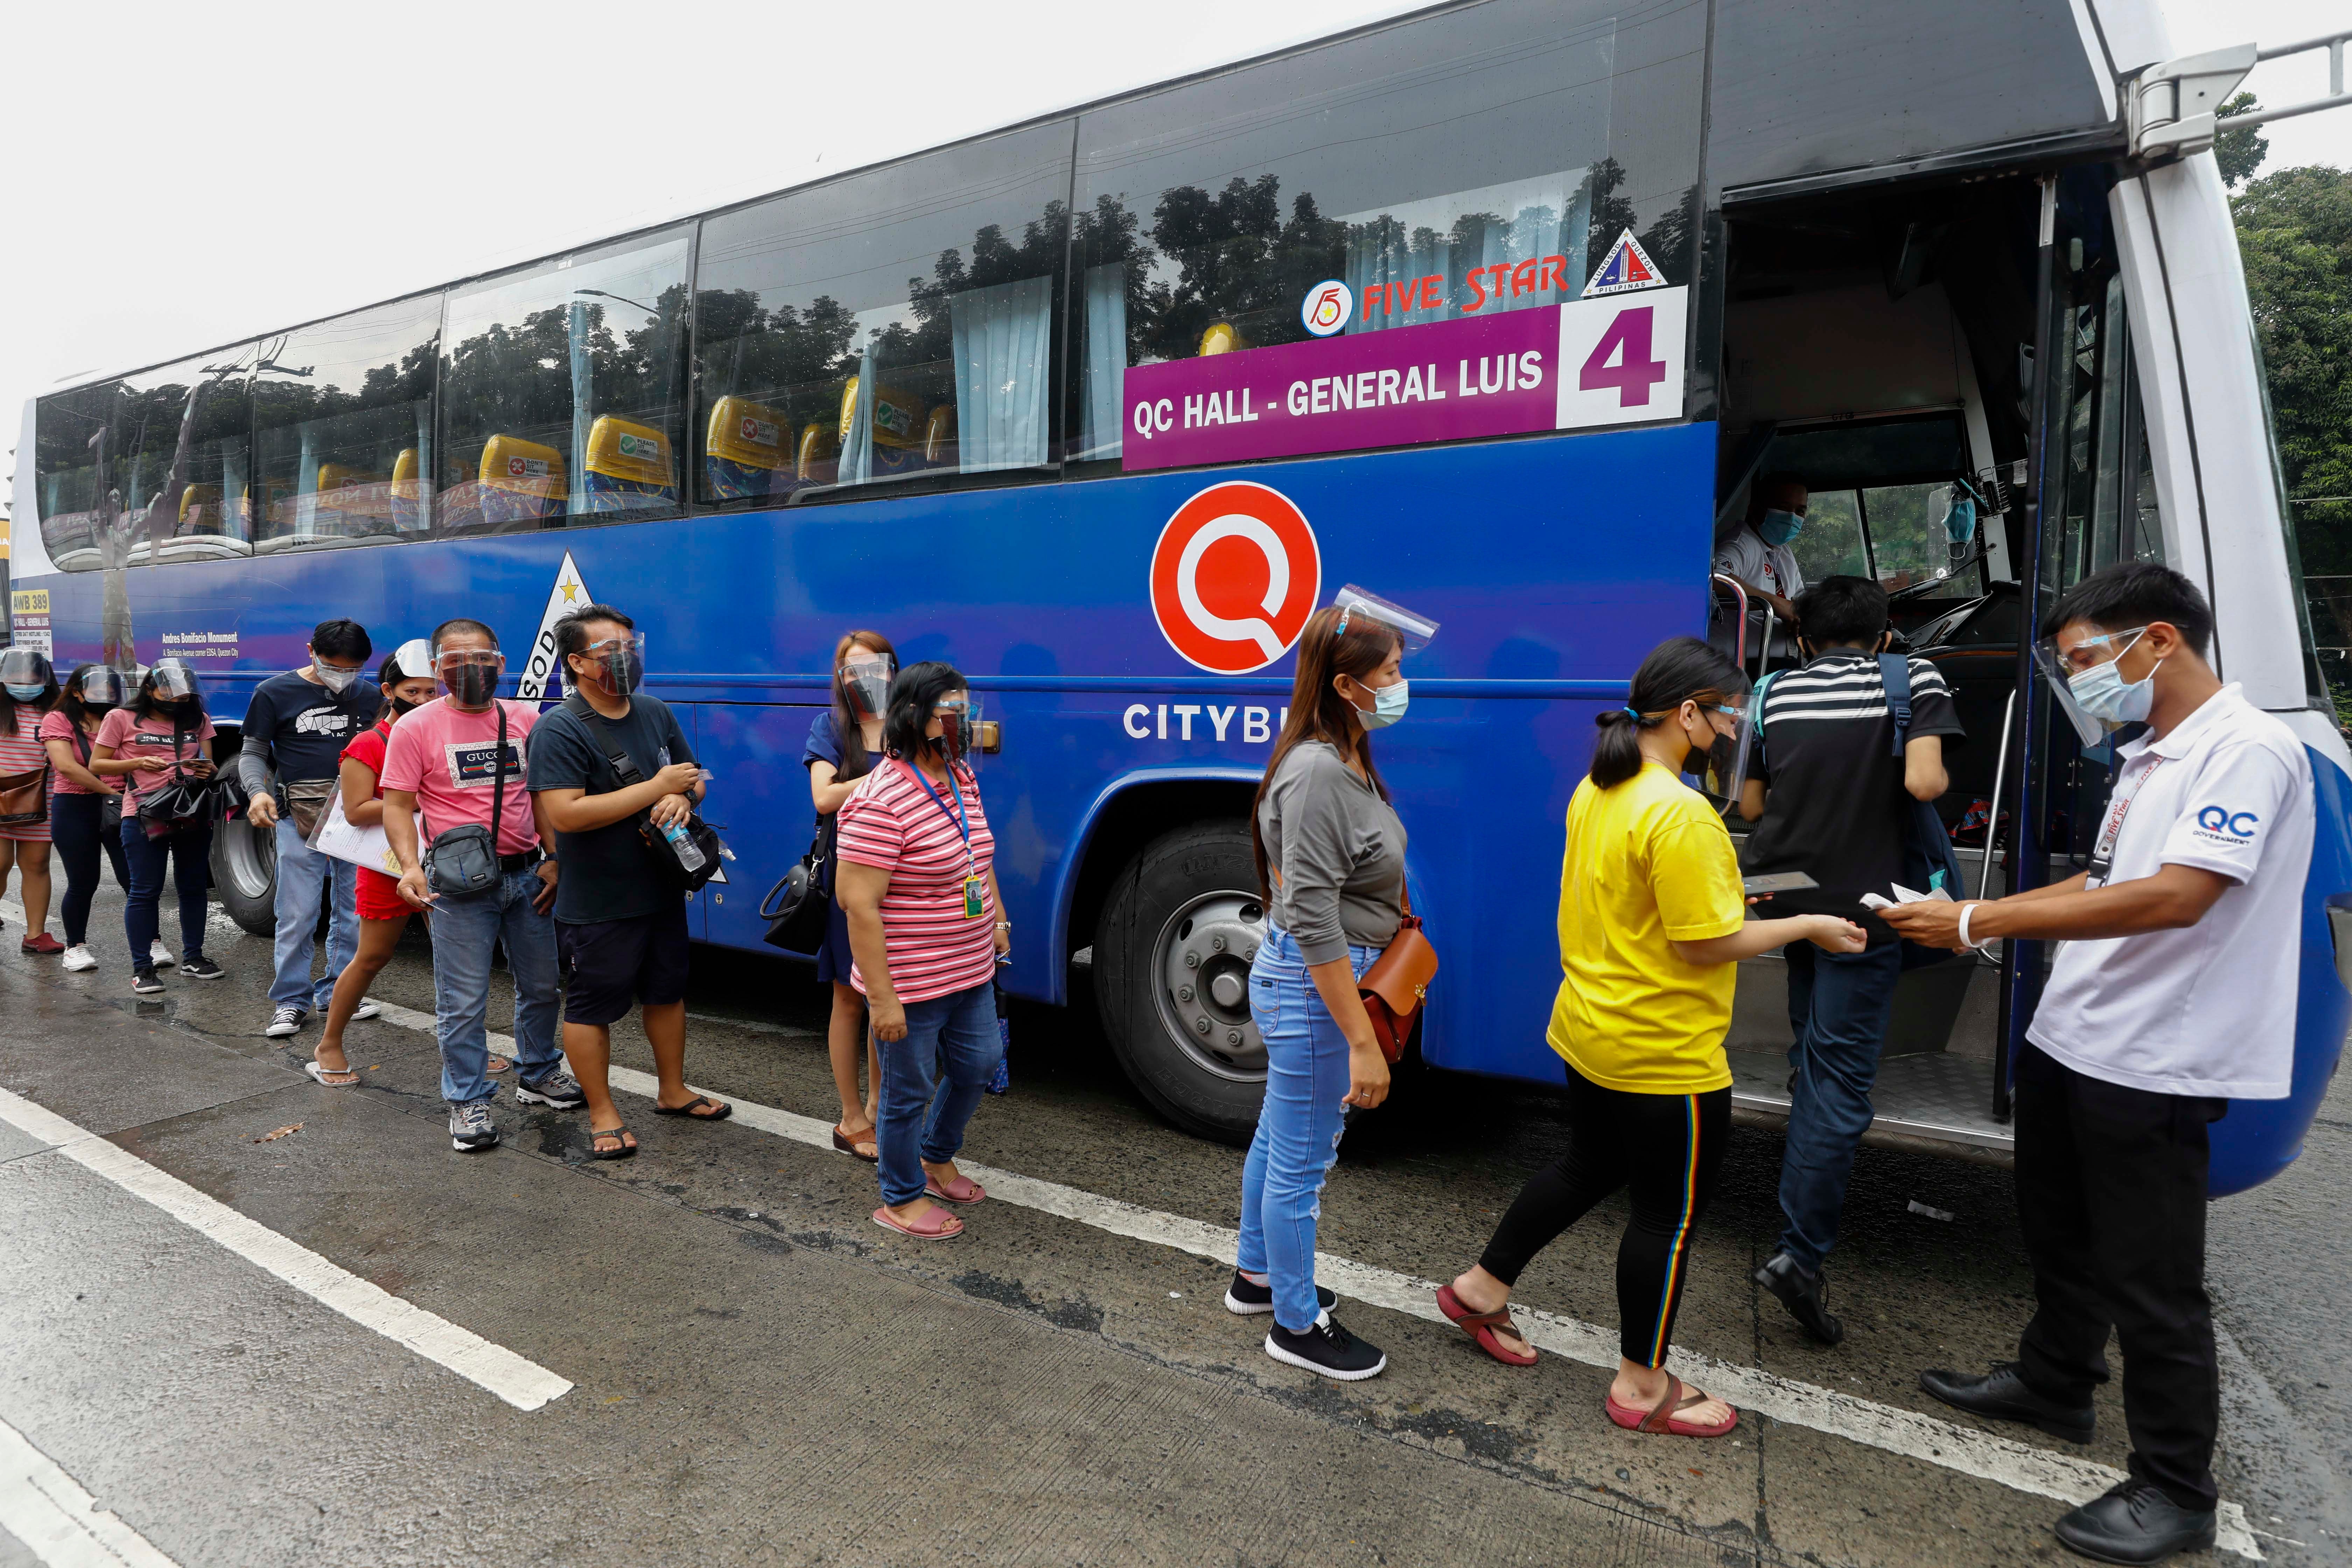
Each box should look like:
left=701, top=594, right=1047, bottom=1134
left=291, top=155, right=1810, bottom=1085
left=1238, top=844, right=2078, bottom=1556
left=1356, top=678, right=1410, bottom=729
left=5, top=684, right=44, bottom=703
left=1943, top=495, right=1977, bottom=545
left=1756, top=509, right=1804, bottom=546
left=2068, top=630, right=2162, bottom=727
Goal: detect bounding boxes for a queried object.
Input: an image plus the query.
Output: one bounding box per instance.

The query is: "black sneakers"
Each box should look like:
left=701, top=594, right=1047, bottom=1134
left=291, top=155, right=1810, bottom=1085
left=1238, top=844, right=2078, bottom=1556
left=1224, top=1269, right=1337, bottom=1317
left=131, top=968, right=166, bottom=997
left=1755, top=1252, right=1844, bottom=1345
left=2053, top=1480, right=2216, bottom=1564
left=1265, top=1312, right=1387, bottom=1381
left=180, top=956, right=225, bottom=981
left=1919, top=1362, right=2096, bottom=1443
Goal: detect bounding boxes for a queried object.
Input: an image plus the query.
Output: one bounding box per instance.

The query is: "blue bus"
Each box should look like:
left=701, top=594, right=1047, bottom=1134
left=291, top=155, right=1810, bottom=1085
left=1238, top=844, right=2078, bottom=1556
left=14, top=0, right=2348, bottom=1192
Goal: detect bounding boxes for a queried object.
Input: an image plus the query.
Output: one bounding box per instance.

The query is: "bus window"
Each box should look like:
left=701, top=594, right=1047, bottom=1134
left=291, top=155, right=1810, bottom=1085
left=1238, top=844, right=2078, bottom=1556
left=438, top=228, right=691, bottom=533
left=1862, top=483, right=1984, bottom=598
left=100, top=350, right=259, bottom=568
left=1789, top=489, right=1867, bottom=581
left=1067, top=0, right=1703, bottom=470
left=32, top=383, right=120, bottom=572
left=693, top=121, right=1073, bottom=507
left=2045, top=273, right=2169, bottom=598
left=252, top=295, right=439, bottom=554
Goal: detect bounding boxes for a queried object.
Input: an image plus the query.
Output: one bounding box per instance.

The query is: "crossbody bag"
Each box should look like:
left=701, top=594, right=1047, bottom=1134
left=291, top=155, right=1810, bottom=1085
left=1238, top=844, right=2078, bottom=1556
left=69, top=725, right=124, bottom=833
left=421, top=705, right=507, bottom=897
left=558, top=695, right=725, bottom=893
left=134, top=719, right=220, bottom=839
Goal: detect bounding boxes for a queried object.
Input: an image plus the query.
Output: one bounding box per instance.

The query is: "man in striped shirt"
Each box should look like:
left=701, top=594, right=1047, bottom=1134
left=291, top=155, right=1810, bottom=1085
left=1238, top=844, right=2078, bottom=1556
left=1735, top=575, right=1962, bottom=1345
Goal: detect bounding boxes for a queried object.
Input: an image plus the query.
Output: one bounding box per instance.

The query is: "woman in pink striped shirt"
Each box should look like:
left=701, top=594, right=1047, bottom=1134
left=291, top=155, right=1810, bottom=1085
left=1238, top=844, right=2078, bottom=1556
left=836, top=662, right=1009, bottom=1240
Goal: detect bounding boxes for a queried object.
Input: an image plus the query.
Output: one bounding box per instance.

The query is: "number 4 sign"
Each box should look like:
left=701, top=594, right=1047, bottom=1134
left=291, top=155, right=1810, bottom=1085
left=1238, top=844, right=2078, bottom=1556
left=1554, top=285, right=1688, bottom=432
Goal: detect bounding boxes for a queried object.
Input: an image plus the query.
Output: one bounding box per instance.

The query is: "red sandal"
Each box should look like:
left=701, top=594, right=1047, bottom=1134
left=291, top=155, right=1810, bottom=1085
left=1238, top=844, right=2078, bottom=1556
left=1605, top=1374, right=1739, bottom=1438
left=1436, top=1284, right=1539, bottom=1366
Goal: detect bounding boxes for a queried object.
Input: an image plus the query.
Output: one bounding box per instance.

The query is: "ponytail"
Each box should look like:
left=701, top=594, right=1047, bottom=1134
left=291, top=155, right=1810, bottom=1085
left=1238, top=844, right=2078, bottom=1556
left=1590, top=636, right=1748, bottom=789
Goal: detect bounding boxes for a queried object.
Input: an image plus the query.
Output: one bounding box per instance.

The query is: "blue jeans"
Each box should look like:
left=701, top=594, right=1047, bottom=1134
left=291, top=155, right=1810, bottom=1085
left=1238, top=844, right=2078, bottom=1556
left=428, top=864, right=562, bottom=1105
left=121, top=820, right=211, bottom=964
left=1777, top=938, right=1905, bottom=1270
left=874, top=980, right=1002, bottom=1207
left=271, top=816, right=359, bottom=1011
left=1236, top=925, right=1378, bottom=1332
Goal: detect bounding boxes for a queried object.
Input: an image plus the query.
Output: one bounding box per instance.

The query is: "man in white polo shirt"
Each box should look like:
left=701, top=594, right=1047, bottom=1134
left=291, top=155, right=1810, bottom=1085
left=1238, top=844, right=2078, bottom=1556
left=1882, top=561, right=2313, bottom=1567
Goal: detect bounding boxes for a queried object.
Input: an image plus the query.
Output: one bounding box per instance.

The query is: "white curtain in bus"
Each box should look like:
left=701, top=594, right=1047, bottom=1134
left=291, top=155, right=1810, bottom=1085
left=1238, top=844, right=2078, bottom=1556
left=950, top=273, right=1052, bottom=472
left=1342, top=172, right=1592, bottom=332
left=1076, top=263, right=1126, bottom=462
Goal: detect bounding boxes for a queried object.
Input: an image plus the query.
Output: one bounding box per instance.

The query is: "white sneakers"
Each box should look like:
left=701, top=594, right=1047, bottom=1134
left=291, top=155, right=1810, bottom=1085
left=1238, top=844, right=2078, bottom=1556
left=62, top=944, right=97, bottom=973
left=352, top=998, right=383, bottom=1021
left=149, top=942, right=176, bottom=969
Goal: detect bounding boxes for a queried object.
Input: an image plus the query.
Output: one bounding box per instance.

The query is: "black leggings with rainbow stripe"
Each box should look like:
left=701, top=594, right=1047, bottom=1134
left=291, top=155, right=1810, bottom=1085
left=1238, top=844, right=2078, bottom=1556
left=1478, top=1066, right=1731, bottom=1367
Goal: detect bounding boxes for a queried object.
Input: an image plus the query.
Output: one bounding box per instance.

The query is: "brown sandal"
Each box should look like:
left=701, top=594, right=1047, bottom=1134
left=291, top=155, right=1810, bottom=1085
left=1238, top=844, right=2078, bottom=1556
left=1605, top=1375, right=1738, bottom=1438
left=1436, top=1284, right=1539, bottom=1366
left=832, top=1122, right=879, bottom=1163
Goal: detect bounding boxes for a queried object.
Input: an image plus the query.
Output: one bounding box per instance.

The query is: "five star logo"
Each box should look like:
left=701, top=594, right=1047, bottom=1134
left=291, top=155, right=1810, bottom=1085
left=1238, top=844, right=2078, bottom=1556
left=517, top=552, right=593, bottom=702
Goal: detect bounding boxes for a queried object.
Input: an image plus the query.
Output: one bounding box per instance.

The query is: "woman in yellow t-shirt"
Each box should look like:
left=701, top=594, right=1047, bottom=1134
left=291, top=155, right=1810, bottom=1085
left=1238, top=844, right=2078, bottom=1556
left=1436, top=637, right=1864, bottom=1438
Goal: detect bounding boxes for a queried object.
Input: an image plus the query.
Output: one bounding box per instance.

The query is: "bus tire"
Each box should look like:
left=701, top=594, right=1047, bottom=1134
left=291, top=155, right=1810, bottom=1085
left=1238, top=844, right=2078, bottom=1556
left=211, top=802, right=278, bottom=938
left=1094, top=821, right=1269, bottom=1145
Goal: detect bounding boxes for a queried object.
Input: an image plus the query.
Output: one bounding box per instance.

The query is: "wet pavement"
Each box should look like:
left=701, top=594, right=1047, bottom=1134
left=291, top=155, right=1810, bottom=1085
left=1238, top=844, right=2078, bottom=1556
left=0, top=880, right=2344, bottom=1566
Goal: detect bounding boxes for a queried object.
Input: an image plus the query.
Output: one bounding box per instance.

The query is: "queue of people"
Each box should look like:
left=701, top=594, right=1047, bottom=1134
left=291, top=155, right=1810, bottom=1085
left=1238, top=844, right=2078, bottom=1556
left=0, top=556, right=2301, bottom=1565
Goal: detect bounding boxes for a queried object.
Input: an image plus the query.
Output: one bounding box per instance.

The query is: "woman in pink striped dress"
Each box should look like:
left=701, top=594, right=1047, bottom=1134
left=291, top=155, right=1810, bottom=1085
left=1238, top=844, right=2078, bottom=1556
left=0, top=649, right=61, bottom=954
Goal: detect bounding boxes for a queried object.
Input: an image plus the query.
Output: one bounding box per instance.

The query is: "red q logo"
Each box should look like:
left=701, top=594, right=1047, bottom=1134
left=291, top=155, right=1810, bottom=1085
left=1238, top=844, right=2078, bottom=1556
left=1149, top=482, right=1321, bottom=673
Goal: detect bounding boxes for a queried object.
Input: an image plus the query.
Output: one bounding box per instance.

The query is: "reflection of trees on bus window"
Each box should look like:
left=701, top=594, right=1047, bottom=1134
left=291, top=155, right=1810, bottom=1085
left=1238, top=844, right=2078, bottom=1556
left=436, top=229, right=692, bottom=534
left=1062, top=0, right=1703, bottom=468
left=33, top=353, right=257, bottom=571
left=692, top=121, right=1072, bottom=507
left=252, top=295, right=439, bottom=554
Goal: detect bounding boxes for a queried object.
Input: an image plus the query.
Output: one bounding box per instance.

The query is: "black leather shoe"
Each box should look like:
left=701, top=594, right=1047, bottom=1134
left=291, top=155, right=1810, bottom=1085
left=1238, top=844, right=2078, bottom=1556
left=1919, top=1362, right=2095, bottom=1443
left=2053, top=1480, right=2216, bottom=1564
left=1754, top=1252, right=1844, bottom=1345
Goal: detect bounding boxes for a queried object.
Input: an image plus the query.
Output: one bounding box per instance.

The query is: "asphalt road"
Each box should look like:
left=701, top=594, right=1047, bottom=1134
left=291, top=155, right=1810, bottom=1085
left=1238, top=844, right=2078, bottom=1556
left=0, top=877, right=2344, bottom=1567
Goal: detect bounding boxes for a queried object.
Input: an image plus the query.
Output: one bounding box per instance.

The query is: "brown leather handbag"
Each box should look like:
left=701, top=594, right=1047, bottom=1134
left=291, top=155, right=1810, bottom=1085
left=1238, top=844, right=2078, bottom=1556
left=0, top=764, right=48, bottom=828
left=1359, top=883, right=1438, bottom=1064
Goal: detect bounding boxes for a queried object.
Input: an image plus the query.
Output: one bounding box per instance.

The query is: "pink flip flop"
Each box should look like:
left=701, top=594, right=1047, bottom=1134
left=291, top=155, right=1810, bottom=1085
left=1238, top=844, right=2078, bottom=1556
left=1605, top=1375, right=1739, bottom=1438
left=925, top=1172, right=986, bottom=1205
left=873, top=1204, right=964, bottom=1239
left=1436, top=1284, right=1539, bottom=1367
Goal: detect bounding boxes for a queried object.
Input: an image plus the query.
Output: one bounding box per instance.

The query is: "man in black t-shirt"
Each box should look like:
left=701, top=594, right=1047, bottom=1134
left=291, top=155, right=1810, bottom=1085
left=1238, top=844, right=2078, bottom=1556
left=526, top=604, right=728, bottom=1160
left=237, top=618, right=382, bottom=1037
left=1736, top=576, right=1963, bottom=1345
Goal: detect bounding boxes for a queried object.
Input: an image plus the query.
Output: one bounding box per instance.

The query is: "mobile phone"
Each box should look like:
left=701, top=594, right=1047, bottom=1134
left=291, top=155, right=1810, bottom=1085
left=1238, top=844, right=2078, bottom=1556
left=1742, top=871, right=1819, bottom=896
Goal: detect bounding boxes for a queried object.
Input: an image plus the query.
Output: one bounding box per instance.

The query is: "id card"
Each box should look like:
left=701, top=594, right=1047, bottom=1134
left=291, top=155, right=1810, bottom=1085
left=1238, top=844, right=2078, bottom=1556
left=964, top=875, right=986, bottom=919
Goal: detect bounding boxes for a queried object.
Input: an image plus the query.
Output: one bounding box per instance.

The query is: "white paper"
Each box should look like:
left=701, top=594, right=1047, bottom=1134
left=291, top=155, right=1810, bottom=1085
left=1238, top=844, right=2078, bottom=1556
left=1861, top=882, right=1956, bottom=911
left=306, top=788, right=400, bottom=877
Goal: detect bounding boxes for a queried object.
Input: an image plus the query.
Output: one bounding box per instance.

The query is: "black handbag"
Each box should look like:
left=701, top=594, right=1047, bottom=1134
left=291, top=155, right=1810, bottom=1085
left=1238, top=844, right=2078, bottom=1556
left=559, top=695, right=725, bottom=893
left=760, top=818, right=832, bottom=953
left=70, top=727, right=124, bottom=833
left=134, top=721, right=219, bottom=840
left=421, top=704, right=507, bottom=897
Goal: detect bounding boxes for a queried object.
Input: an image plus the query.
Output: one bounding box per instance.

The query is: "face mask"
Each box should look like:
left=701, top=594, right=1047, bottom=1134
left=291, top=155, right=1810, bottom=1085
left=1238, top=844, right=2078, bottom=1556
left=443, top=663, right=499, bottom=707
left=390, top=696, right=422, bottom=717
left=5, top=685, right=44, bottom=703
left=1943, top=495, right=1977, bottom=546
left=1355, top=678, right=1410, bottom=730
left=313, top=659, right=361, bottom=694
left=2068, top=632, right=2161, bottom=727
left=843, top=662, right=892, bottom=721
left=1756, top=509, right=1804, bottom=547
left=932, top=700, right=979, bottom=763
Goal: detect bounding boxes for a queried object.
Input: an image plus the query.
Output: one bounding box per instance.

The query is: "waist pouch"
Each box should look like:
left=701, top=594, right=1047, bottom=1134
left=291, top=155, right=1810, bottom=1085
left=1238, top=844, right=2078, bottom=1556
left=284, top=778, right=339, bottom=839
left=0, top=765, right=47, bottom=826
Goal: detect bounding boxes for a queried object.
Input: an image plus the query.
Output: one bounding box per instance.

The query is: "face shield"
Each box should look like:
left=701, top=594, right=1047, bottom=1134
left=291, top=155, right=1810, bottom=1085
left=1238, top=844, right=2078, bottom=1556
left=74, top=666, right=129, bottom=710
left=575, top=631, right=646, bottom=696
left=389, top=638, right=434, bottom=686
left=435, top=646, right=507, bottom=707
left=1332, top=584, right=1439, bottom=654
left=841, top=650, right=894, bottom=721
left=150, top=658, right=203, bottom=702
left=932, top=692, right=983, bottom=765
left=1694, top=698, right=1757, bottom=804
left=2031, top=625, right=2151, bottom=749
left=0, top=648, right=52, bottom=699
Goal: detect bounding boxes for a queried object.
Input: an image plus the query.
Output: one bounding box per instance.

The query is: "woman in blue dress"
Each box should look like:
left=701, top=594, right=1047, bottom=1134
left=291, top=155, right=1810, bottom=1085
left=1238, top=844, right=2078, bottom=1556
left=805, top=630, right=897, bottom=1159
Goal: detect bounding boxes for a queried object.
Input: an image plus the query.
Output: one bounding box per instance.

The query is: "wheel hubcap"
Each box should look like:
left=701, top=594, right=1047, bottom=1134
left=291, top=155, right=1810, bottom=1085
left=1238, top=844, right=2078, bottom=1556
left=1152, top=890, right=1267, bottom=1082
left=217, top=811, right=274, bottom=901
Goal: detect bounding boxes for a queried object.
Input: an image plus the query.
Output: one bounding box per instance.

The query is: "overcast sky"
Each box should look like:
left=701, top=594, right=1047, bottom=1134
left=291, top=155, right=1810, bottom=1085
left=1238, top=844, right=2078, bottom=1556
left=4, top=0, right=2346, bottom=525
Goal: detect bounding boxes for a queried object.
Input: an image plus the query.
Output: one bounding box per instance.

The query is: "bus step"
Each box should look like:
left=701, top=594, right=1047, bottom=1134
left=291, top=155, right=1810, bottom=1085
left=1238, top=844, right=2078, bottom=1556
left=1727, top=1048, right=2014, bottom=1164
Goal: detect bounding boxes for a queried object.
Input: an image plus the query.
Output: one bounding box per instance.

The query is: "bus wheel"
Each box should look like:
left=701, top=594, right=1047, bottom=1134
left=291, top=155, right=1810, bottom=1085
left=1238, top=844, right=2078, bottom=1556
left=211, top=806, right=277, bottom=938
left=1094, top=822, right=1268, bottom=1145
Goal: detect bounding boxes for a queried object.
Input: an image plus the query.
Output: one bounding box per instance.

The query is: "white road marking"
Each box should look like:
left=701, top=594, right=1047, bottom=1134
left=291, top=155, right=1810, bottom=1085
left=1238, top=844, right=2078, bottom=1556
left=5, top=945, right=2261, bottom=1556
left=0, top=1412, right=181, bottom=1568
left=360, top=1000, right=2257, bottom=1555
left=0, top=1087, right=571, bottom=1414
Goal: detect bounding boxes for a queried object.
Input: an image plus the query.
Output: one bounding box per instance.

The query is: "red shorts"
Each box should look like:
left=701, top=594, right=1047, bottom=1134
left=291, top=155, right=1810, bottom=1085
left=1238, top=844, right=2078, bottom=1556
left=355, top=867, right=412, bottom=922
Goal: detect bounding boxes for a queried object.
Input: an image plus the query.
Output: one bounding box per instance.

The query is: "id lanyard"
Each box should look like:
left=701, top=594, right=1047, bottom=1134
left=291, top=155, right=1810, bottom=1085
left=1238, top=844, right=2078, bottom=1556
left=2085, top=756, right=2164, bottom=888
left=903, top=760, right=987, bottom=919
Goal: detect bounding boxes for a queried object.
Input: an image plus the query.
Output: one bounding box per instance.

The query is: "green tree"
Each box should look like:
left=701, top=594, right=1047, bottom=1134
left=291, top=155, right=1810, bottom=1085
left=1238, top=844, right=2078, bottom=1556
left=2214, top=92, right=2269, bottom=189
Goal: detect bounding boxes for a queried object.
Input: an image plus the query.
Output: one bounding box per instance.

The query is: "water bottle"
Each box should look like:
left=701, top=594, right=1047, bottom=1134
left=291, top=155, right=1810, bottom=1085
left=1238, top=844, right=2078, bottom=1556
left=660, top=819, right=707, bottom=873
